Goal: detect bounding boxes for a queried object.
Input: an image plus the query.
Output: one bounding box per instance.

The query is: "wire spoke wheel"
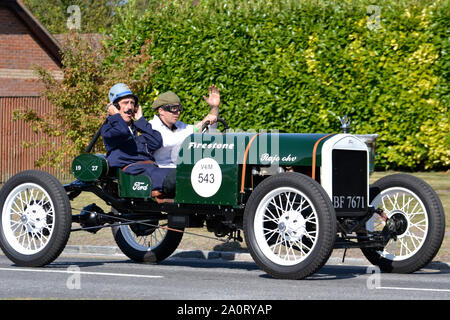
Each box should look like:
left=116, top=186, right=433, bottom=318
left=0, top=170, right=72, bottom=267
left=2, top=183, right=55, bottom=255
left=244, top=173, right=335, bottom=279
left=368, top=187, right=428, bottom=261
left=119, top=220, right=169, bottom=252
left=255, top=187, right=319, bottom=266
left=362, top=174, right=445, bottom=273
left=112, top=209, right=183, bottom=263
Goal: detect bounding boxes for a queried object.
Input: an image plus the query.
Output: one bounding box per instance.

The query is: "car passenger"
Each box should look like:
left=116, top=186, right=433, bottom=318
left=149, top=85, right=220, bottom=169
left=101, top=83, right=172, bottom=203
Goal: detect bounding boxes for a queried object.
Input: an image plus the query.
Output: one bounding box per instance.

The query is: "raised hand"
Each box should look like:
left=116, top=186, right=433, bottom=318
left=203, top=84, right=220, bottom=109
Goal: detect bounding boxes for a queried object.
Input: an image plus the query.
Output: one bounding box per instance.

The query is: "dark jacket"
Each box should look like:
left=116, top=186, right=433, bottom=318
left=101, top=113, right=162, bottom=168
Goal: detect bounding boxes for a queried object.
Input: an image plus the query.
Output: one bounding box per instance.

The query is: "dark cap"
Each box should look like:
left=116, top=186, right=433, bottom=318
left=152, top=91, right=181, bottom=110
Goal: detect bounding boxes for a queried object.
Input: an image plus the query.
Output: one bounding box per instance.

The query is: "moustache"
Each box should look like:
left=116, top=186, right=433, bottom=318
left=123, top=109, right=134, bottom=115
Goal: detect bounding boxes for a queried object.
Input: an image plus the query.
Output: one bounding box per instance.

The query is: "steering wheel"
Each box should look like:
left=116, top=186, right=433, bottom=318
left=201, top=117, right=229, bottom=133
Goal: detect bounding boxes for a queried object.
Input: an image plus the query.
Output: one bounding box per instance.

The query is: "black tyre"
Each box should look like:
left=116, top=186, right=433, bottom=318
left=111, top=209, right=183, bottom=263
left=361, top=174, right=445, bottom=273
left=0, top=170, right=72, bottom=267
left=244, top=172, right=336, bottom=279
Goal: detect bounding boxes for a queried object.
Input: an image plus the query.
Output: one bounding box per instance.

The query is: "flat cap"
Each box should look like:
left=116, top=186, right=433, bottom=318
left=152, top=91, right=181, bottom=110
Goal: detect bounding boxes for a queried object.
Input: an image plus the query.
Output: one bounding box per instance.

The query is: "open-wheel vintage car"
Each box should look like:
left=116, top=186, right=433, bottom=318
left=0, top=117, right=445, bottom=279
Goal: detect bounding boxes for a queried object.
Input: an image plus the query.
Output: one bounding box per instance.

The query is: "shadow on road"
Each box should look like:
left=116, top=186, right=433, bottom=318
left=6, top=254, right=447, bottom=280
left=255, top=265, right=370, bottom=281
left=160, top=258, right=260, bottom=271
left=45, top=256, right=372, bottom=281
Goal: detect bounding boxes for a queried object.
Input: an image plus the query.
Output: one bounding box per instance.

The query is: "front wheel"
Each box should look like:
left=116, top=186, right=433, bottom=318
left=361, top=174, right=445, bottom=273
left=244, top=173, right=336, bottom=279
left=0, top=170, right=72, bottom=266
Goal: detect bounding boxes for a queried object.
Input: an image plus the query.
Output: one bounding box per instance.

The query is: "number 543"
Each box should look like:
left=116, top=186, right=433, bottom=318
left=198, top=173, right=215, bottom=183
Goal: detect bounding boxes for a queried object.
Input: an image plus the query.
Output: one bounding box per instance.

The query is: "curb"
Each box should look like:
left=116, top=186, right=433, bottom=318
left=62, top=245, right=450, bottom=270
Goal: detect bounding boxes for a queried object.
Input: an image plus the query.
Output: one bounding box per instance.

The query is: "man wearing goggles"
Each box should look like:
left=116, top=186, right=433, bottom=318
left=149, top=85, right=220, bottom=169
left=102, top=83, right=173, bottom=203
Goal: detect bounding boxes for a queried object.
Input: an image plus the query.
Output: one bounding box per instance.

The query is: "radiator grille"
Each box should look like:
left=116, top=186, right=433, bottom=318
left=332, top=149, right=368, bottom=216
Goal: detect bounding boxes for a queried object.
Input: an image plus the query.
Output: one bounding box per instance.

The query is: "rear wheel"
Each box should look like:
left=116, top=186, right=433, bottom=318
left=361, top=174, right=445, bottom=273
left=0, top=170, right=71, bottom=266
left=244, top=173, right=336, bottom=279
left=111, top=209, right=183, bottom=263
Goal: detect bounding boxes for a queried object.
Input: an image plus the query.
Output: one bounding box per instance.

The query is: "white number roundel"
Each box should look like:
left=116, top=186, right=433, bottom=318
left=190, top=158, right=222, bottom=198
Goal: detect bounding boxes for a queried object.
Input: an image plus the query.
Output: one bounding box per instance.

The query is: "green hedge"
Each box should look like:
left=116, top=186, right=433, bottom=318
left=106, top=0, right=449, bottom=170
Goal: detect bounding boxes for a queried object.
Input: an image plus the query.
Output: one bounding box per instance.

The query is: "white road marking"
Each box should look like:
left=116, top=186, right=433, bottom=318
left=0, top=267, right=162, bottom=279
left=377, top=286, right=450, bottom=293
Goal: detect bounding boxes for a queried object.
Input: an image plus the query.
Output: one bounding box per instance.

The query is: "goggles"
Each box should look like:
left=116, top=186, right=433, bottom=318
left=161, top=104, right=183, bottom=114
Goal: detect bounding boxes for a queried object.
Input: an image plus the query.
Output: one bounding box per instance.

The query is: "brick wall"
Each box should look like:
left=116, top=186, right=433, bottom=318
left=0, top=6, right=62, bottom=96
left=0, top=4, right=69, bottom=182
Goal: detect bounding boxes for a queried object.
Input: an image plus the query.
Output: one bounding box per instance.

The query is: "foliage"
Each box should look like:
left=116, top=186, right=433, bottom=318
left=13, top=31, right=160, bottom=171
left=22, top=0, right=152, bottom=33
left=105, top=0, right=449, bottom=170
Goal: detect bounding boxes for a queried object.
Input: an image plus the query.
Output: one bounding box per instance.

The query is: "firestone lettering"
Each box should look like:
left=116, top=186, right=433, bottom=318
left=188, top=142, right=234, bottom=150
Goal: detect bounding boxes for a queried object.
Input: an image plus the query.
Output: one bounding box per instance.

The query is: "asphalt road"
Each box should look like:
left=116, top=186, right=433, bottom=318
left=0, top=253, right=449, bottom=302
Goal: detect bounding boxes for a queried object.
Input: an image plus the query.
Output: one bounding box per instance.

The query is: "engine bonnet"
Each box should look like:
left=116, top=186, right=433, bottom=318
left=177, top=132, right=335, bottom=167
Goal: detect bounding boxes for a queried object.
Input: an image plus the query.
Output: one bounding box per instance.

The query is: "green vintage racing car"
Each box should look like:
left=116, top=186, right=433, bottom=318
left=0, top=117, right=445, bottom=279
